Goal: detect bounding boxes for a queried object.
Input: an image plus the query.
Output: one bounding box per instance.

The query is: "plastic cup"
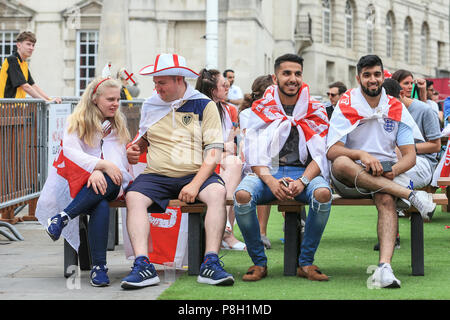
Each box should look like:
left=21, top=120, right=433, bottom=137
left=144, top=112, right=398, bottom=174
left=163, top=262, right=176, bottom=283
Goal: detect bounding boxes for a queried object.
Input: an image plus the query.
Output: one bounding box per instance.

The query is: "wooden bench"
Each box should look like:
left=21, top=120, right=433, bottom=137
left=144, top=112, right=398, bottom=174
left=63, top=189, right=447, bottom=278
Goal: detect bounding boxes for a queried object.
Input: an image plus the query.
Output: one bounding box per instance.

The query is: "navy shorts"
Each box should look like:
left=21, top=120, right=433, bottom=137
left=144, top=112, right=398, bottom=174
left=126, top=172, right=225, bottom=212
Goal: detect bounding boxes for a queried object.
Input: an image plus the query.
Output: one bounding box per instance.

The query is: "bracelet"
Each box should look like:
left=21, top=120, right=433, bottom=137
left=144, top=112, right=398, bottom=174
left=414, top=143, right=418, bottom=153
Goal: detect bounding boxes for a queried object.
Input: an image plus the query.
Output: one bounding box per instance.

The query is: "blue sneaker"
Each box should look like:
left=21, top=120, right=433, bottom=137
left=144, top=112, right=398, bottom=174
left=121, top=256, right=160, bottom=289
left=46, top=213, right=69, bottom=241
left=197, top=253, right=234, bottom=286
left=90, top=265, right=110, bottom=287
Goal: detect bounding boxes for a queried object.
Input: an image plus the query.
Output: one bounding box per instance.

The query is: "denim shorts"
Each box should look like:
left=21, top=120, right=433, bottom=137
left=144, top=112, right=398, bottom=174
left=126, top=172, right=225, bottom=212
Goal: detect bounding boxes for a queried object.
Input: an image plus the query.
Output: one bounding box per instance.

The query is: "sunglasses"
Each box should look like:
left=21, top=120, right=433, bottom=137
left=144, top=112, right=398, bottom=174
left=327, top=92, right=338, bottom=97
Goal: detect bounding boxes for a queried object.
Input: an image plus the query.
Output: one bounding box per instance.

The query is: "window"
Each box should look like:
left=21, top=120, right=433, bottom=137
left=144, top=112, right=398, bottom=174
left=76, top=30, right=99, bottom=96
left=404, top=18, right=412, bottom=63
left=421, top=23, right=429, bottom=66
left=386, top=13, right=394, bottom=58
left=0, top=31, right=19, bottom=66
left=322, top=0, right=331, bottom=44
left=345, top=1, right=353, bottom=49
left=366, top=5, right=375, bottom=54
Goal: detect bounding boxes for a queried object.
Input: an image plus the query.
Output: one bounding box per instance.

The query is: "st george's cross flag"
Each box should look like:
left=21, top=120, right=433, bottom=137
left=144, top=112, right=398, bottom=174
left=35, top=128, right=133, bottom=252
left=242, top=83, right=330, bottom=180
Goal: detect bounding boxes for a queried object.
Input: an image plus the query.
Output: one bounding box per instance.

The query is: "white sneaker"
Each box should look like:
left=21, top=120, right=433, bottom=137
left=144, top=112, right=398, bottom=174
left=393, top=175, right=413, bottom=210
left=369, top=263, right=401, bottom=289
left=409, top=190, right=436, bottom=221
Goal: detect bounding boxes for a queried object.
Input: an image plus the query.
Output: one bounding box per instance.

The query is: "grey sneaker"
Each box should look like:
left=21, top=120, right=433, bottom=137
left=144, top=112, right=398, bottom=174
left=369, top=263, right=401, bottom=289
left=409, top=190, right=436, bottom=221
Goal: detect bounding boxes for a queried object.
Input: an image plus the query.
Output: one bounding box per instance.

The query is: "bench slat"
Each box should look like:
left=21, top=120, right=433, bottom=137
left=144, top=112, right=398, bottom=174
left=437, top=177, right=450, bottom=186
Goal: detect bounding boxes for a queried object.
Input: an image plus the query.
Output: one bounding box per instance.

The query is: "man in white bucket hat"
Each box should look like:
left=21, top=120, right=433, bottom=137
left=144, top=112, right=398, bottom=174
left=121, top=53, right=234, bottom=288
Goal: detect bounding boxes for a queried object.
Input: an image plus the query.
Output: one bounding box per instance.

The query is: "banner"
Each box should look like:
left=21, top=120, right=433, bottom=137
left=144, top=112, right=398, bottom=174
left=47, top=103, right=71, bottom=175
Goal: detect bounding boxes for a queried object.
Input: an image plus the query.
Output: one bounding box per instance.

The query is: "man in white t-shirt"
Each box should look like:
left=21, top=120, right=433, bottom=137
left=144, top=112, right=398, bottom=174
left=327, top=55, right=436, bottom=289
left=224, top=69, right=243, bottom=106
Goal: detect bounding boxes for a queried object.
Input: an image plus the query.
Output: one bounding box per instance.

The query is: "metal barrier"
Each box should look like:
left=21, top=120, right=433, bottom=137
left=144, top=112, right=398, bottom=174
left=0, top=99, right=48, bottom=224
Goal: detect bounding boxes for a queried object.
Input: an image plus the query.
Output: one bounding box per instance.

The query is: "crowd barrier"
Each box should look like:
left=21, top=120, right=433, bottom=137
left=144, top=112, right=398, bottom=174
left=0, top=98, right=144, bottom=225
left=0, top=99, right=48, bottom=224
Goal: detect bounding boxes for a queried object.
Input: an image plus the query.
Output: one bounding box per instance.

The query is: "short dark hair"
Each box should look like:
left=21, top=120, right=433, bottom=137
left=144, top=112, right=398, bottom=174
left=426, top=79, right=434, bottom=88
left=223, top=69, right=234, bottom=77
left=16, top=31, right=36, bottom=44
left=329, top=81, right=347, bottom=95
left=382, top=78, right=402, bottom=99
left=274, top=54, right=304, bottom=72
left=356, top=55, right=383, bottom=75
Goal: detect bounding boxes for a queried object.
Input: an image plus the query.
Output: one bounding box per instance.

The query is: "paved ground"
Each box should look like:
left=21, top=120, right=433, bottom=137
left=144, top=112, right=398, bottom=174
left=0, top=208, right=183, bottom=300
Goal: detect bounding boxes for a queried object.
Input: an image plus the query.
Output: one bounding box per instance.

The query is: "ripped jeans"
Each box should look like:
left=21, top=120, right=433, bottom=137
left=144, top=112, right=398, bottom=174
left=234, top=166, right=332, bottom=267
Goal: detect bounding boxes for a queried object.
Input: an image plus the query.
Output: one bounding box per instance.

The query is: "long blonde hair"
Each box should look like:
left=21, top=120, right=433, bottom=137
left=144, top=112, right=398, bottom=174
left=67, top=77, right=130, bottom=147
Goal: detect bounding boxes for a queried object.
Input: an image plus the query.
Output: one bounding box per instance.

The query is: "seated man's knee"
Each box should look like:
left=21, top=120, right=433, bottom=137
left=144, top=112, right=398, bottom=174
left=313, top=187, right=332, bottom=203
left=331, top=156, right=352, bottom=177
left=235, top=190, right=251, bottom=204
left=374, top=193, right=396, bottom=208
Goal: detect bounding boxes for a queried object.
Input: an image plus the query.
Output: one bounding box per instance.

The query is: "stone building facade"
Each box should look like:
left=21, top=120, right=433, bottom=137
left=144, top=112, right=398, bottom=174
left=0, top=0, right=448, bottom=98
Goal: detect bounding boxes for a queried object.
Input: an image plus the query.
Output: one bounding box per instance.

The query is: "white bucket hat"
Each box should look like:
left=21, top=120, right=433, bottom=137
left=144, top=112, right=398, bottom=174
left=139, top=53, right=199, bottom=78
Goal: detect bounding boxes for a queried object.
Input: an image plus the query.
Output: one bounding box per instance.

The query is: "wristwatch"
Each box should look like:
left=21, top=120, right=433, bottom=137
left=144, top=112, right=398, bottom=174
left=298, top=175, right=310, bottom=187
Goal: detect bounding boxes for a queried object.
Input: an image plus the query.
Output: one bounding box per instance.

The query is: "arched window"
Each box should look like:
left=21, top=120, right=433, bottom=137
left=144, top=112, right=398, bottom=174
left=345, top=1, right=353, bottom=49
left=322, top=0, right=331, bottom=44
left=404, top=17, right=412, bottom=63
left=366, top=5, right=375, bottom=53
left=421, top=23, right=429, bottom=66
left=386, top=12, right=394, bottom=58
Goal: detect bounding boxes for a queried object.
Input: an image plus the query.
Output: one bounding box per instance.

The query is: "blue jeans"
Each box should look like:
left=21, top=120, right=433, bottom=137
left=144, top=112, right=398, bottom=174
left=234, top=166, right=331, bottom=267
left=64, top=173, right=120, bottom=266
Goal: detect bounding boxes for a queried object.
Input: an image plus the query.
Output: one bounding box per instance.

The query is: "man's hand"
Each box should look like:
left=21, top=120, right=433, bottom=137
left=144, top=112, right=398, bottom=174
left=382, top=166, right=398, bottom=180
left=126, top=144, right=141, bottom=164
left=267, top=177, right=294, bottom=201
left=286, top=177, right=305, bottom=197
left=359, top=151, right=383, bottom=176
left=178, top=182, right=200, bottom=203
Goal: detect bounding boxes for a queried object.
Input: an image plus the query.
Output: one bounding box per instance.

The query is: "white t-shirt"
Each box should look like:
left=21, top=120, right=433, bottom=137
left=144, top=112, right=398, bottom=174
left=228, top=84, right=243, bottom=100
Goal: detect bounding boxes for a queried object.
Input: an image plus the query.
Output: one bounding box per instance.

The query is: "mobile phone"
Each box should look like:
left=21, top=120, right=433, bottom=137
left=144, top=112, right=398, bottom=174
left=281, top=179, right=289, bottom=187
left=368, top=161, right=394, bottom=174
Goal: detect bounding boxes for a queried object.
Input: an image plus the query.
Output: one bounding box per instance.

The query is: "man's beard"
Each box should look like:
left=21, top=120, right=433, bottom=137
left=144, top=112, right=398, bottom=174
left=361, top=83, right=382, bottom=97
left=277, top=80, right=300, bottom=97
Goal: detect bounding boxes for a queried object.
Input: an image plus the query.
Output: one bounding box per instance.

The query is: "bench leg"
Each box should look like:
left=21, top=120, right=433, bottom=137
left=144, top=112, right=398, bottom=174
left=410, top=212, right=424, bottom=276
left=284, top=210, right=301, bottom=276
left=78, top=215, right=92, bottom=271
left=188, top=211, right=204, bottom=276
left=64, top=239, right=78, bottom=278
left=107, top=207, right=117, bottom=251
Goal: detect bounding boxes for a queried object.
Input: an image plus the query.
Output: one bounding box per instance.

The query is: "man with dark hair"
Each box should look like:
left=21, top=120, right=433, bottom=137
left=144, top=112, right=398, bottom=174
left=327, top=55, right=436, bottom=289
left=223, top=69, right=243, bottom=105
left=0, top=31, right=61, bottom=102
left=382, top=78, right=402, bottom=99
left=425, top=79, right=440, bottom=116
left=234, top=53, right=332, bottom=282
left=326, top=81, right=347, bottom=119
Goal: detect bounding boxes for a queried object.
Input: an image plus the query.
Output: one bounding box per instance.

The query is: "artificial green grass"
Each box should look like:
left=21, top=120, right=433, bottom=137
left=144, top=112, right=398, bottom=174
left=159, top=205, right=450, bottom=300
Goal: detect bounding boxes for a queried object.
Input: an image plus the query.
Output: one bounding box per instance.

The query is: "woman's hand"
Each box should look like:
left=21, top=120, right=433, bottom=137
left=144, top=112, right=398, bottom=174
left=97, top=160, right=123, bottom=186
left=87, top=170, right=108, bottom=195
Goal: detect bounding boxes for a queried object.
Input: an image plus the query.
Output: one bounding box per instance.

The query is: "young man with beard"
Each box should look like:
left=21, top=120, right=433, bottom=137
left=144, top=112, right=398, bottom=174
left=234, top=54, right=332, bottom=282
left=326, top=55, right=436, bottom=289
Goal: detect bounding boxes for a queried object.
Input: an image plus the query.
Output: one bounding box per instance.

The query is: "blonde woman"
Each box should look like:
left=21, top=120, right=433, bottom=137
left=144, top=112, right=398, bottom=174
left=36, top=77, right=133, bottom=287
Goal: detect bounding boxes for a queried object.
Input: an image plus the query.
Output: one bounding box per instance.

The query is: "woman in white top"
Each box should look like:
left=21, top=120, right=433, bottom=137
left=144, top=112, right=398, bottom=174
left=36, top=77, right=132, bottom=287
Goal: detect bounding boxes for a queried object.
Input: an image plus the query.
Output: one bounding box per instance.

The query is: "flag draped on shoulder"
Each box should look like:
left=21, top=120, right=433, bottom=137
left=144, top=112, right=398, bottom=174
left=326, top=87, right=424, bottom=151
left=121, top=83, right=209, bottom=265
left=36, top=128, right=133, bottom=252
left=243, top=83, right=330, bottom=180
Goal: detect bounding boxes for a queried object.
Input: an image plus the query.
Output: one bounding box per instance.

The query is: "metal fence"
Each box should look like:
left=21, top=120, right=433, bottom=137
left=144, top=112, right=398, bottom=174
left=0, top=98, right=144, bottom=223
left=0, top=99, right=48, bottom=222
